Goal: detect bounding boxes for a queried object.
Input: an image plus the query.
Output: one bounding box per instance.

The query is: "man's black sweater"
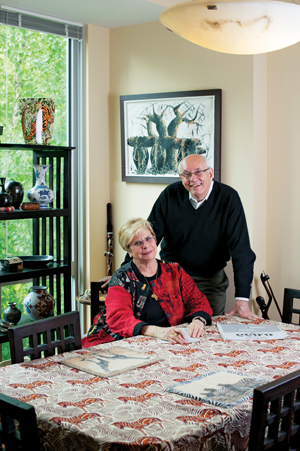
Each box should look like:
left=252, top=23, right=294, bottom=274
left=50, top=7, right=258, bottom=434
left=147, top=180, right=256, bottom=299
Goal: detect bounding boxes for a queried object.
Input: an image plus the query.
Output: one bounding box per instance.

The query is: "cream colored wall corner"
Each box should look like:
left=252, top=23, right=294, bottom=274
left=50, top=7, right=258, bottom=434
left=84, top=25, right=110, bottom=329
left=265, top=43, right=300, bottom=321
left=108, top=21, right=256, bottom=314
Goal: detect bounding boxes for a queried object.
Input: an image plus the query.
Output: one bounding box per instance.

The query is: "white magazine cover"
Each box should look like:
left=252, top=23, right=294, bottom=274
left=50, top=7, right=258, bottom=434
left=217, top=323, right=288, bottom=340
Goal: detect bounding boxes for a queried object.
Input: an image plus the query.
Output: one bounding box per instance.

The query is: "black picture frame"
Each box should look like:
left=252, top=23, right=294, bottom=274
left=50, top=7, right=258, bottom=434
left=120, top=89, right=221, bottom=184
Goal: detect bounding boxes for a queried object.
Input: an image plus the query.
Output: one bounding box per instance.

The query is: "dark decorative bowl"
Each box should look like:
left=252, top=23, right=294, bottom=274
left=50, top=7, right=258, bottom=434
left=18, top=255, right=54, bottom=268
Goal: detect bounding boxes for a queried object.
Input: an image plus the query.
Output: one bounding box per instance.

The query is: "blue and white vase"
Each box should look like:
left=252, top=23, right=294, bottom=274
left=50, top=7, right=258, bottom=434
left=27, top=164, right=54, bottom=208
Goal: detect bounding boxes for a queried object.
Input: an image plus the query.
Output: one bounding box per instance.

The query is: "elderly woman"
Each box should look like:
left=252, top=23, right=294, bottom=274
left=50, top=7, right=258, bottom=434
left=82, top=218, right=212, bottom=348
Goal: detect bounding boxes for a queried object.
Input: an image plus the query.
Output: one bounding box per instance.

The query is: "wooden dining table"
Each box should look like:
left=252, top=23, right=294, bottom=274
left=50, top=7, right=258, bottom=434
left=1, top=315, right=300, bottom=451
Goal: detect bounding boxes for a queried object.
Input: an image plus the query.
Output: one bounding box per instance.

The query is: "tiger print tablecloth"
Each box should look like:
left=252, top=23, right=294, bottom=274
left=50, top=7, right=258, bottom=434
left=1, top=316, right=300, bottom=451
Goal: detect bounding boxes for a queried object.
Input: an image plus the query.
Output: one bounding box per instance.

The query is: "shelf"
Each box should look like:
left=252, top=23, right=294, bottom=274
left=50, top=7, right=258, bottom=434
left=0, top=143, right=75, bottom=151
left=0, top=208, right=69, bottom=221
left=0, top=263, right=69, bottom=284
left=0, top=142, right=73, bottom=320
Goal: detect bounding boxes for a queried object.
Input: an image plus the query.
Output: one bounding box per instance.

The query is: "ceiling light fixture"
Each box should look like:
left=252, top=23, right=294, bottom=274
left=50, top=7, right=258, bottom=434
left=159, top=0, right=300, bottom=55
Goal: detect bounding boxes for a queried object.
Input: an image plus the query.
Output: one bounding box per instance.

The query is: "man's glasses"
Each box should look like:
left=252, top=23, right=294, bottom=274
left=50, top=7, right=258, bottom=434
left=131, top=235, right=156, bottom=247
left=180, top=168, right=210, bottom=180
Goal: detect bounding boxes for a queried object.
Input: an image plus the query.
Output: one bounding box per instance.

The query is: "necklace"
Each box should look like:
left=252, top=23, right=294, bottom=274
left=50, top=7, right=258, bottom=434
left=143, top=271, right=158, bottom=301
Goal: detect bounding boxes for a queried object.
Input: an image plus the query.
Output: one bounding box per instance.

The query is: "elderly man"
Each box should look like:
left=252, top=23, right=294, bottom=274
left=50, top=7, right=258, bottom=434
left=146, top=153, right=258, bottom=319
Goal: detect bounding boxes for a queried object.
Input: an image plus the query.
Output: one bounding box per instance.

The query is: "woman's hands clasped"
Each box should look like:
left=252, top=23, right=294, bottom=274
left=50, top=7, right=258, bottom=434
left=141, top=320, right=205, bottom=344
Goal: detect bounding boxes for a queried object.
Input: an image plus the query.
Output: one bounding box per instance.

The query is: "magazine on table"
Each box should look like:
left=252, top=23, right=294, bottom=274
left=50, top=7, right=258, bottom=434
left=217, top=323, right=288, bottom=340
left=62, top=346, right=163, bottom=377
left=166, top=370, right=269, bottom=408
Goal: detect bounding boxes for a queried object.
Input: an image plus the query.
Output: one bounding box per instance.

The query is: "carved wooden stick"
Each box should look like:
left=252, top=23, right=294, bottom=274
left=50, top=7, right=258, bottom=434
left=104, top=203, right=113, bottom=276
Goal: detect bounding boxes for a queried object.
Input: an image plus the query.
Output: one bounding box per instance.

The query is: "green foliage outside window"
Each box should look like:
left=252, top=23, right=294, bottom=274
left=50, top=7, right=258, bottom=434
left=0, top=25, right=68, bottom=360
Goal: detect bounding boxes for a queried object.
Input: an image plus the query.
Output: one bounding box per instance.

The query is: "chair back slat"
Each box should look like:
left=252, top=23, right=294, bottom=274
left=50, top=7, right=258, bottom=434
left=282, top=288, right=300, bottom=325
left=249, top=369, right=300, bottom=451
left=8, top=311, right=82, bottom=364
left=90, top=281, right=107, bottom=324
left=0, top=393, right=41, bottom=450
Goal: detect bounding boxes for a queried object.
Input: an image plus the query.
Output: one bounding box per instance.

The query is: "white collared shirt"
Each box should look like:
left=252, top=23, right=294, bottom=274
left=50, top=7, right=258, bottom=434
left=189, top=181, right=214, bottom=209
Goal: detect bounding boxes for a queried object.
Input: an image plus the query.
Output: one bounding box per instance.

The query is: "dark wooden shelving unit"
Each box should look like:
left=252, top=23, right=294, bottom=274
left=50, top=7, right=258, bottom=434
left=0, top=143, right=75, bottom=345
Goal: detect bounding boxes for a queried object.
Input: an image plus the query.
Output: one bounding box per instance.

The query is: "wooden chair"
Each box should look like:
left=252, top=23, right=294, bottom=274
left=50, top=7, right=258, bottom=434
left=282, top=288, right=300, bottom=325
left=8, top=311, right=82, bottom=364
left=90, top=282, right=107, bottom=324
left=248, top=369, right=300, bottom=451
left=0, top=393, right=41, bottom=450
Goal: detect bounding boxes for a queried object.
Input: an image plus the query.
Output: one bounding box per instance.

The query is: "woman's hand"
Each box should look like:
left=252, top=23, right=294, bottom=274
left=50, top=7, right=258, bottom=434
left=187, top=319, right=205, bottom=338
left=141, top=325, right=188, bottom=344
left=158, top=326, right=189, bottom=344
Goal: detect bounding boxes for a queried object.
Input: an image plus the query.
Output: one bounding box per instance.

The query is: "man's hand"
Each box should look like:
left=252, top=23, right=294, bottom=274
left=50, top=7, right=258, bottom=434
left=225, top=300, right=261, bottom=320
left=98, top=276, right=112, bottom=290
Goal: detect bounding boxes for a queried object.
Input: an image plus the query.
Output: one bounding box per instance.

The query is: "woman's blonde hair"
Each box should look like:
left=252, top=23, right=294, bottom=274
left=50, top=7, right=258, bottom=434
left=118, top=218, right=156, bottom=253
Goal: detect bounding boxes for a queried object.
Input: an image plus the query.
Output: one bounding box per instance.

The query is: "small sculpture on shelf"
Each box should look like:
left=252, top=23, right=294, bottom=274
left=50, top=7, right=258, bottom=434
left=2, top=257, right=23, bottom=272
left=20, top=202, right=40, bottom=210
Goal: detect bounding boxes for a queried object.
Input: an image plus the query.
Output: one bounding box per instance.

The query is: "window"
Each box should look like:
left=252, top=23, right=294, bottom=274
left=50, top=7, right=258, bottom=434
left=0, top=8, right=83, bottom=361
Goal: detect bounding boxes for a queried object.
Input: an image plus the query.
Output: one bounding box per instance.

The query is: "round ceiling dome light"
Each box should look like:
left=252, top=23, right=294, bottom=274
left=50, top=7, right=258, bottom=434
left=159, top=0, right=300, bottom=55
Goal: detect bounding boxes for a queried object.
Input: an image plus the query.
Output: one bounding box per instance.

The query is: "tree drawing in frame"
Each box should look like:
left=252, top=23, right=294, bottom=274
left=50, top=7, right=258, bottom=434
left=120, top=89, right=221, bottom=183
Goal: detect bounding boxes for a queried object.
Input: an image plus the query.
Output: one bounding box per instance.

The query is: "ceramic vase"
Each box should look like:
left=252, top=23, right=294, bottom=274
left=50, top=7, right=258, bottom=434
left=23, top=286, right=55, bottom=321
left=5, top=180, right=24, bottom=209
left=0, top=178, right=13, bottom=208
left=19, top=97, right=55, bottom=145
left=3, top=302, right=22, bottom=325
left=27, top=164, right=54, bottom=208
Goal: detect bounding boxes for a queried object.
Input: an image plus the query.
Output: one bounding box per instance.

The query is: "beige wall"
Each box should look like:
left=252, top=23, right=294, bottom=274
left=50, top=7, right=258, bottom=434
left=266, top=44, right=300, bottom=320
left=85, top=20, right=300, bottom=320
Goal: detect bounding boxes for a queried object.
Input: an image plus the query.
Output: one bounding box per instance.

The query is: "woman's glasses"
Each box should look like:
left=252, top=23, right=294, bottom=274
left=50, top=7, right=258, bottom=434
left=131, top=235, right=156, bottom=247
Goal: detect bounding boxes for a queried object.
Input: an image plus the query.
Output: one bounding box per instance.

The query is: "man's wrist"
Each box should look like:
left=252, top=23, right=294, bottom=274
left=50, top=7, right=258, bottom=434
left=235, top=297, right=249, bottom=302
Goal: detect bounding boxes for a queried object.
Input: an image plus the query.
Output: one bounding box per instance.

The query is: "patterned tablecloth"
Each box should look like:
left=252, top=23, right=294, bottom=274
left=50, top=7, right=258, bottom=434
left=1, top=316, right=300, bottom=451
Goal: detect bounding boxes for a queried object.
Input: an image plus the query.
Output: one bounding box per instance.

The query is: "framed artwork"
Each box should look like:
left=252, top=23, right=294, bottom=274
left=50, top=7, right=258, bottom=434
left=120, top=89, right=221, bottom=184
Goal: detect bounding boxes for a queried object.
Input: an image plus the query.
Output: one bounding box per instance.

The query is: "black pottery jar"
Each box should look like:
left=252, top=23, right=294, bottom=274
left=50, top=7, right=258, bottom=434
left=5, top=180, right=24, bottom=209
left=0, top=178, right=13, bottom=208
left=3, top=302, right=22, bottom=325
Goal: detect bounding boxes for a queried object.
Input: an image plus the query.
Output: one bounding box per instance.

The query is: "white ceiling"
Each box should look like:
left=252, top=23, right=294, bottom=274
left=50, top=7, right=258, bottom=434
left=0, top=0, right=171, bottom=28
left=1, top=0, right=295, bottom=28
